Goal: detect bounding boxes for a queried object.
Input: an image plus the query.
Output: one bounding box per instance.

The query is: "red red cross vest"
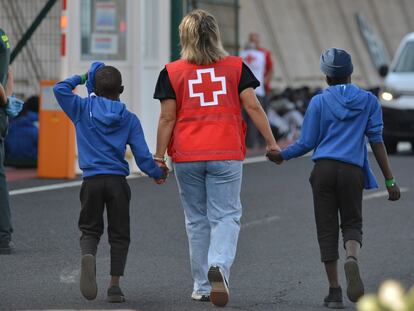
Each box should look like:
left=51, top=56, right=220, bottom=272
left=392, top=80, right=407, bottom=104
left=166, top=56, right=246, bottom=162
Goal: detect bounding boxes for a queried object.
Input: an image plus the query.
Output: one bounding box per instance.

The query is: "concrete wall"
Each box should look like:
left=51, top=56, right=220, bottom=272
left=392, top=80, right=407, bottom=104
left=239, top=0, right=414, bottom=89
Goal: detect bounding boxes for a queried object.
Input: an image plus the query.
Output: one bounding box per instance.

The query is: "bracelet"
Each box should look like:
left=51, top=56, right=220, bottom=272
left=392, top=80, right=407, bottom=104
left=80, top=74, right=87, bottom=84
left=385, top=178, right=395, bottom=188
left=153, top=155, right=167, bottom=163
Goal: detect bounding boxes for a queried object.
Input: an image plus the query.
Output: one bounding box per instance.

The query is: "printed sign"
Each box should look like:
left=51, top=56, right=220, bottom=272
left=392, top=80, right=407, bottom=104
left=91, top=33, right=118, bottom=55
left=95, top=1, right=117, bottom=31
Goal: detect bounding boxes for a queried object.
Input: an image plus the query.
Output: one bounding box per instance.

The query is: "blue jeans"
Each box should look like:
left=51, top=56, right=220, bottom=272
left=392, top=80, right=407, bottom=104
left=174, top=160, right=243, bottom=295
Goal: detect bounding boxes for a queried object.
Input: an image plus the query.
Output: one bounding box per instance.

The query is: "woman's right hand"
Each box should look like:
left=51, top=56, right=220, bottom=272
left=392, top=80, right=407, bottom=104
left=266, top=144, right=281, bottom=153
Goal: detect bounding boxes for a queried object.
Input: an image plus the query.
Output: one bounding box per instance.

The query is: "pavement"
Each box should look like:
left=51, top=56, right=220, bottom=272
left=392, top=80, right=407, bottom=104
left=1, top=154, right=413, bottom=311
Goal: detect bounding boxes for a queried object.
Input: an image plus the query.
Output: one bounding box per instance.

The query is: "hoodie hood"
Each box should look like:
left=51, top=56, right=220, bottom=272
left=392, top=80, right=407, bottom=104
left=324, top=84, right=369, bottom=120
left=86, top=61, right=105, bottom=95
left=89, top=95, right=128, bottom=134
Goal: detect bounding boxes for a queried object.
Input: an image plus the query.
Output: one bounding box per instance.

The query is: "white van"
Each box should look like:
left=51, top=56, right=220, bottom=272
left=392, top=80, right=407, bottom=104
left=380, top=32, right=414, bottom=153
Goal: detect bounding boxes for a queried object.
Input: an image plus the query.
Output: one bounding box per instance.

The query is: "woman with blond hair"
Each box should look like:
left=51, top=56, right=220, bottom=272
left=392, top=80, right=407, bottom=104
left=153, top=10, right=279, bottom=306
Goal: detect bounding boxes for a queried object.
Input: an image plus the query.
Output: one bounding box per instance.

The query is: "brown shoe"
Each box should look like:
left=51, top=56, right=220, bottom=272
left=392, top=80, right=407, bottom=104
left=208, top=266, right=229, bottom=307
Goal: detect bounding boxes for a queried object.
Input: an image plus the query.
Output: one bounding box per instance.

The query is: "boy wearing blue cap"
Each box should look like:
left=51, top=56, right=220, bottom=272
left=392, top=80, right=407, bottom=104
left=53, top=63, right=167, bottom=303
left=267, top=48, right=400, bottom=308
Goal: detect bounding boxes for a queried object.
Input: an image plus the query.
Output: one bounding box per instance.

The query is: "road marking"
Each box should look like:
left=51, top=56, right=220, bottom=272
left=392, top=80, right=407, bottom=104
left=9, top=157, right=272, bottom=196
left=10, top=180, right=83, bottom=196
left=398, top=142, right=411, bottom=152
left=242, top=215, right=280, bottom=229
left=59, top=268, right=79, bottom=284
left=363, top=187, right=408, bottom=200
left=243, top=155, right=267, bottom=164
left=9, top=174, right=143, bottom=196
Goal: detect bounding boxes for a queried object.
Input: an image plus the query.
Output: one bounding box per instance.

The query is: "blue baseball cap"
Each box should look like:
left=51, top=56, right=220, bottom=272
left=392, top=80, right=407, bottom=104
left=320, top=48, right=353, bottom=78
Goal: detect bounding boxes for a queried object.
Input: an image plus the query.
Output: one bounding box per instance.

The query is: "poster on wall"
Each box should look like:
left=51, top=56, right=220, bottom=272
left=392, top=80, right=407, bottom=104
left=91, top=34, right=118, bottom=54
left=95, top=1, right=117, bottom=31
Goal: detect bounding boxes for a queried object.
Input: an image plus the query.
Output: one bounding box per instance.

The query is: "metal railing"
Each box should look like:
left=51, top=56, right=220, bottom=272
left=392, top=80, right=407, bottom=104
left=0, top=0, right=61, bottom=99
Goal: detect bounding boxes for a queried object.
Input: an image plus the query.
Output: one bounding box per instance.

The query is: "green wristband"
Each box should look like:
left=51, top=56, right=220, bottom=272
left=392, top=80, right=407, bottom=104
left=385, top=178, right=395, bottom=187
left=80, top=74, right=87, bottom=85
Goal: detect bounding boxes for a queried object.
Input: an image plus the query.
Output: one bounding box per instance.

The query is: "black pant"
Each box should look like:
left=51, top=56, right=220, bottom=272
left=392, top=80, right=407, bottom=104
left=0, top=109, right=12, bottom=244
left=79, top=174, right=131, bottom=276
left=309, top=159, right=364, bottom=262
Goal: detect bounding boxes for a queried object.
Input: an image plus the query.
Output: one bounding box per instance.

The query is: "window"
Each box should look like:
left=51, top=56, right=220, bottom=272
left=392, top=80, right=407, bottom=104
left=393, top=41, right=414, bottom=73
left=80, top=0, right=127, bottom=61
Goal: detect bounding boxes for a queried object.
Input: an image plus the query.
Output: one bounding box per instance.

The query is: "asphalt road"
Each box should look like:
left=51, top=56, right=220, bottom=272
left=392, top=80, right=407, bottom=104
left=1, top=155, right=413, bottom=311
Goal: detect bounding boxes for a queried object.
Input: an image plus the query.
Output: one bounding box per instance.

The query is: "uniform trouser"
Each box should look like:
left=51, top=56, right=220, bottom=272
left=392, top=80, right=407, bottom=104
left=174, top=161, right=243, bottom=295
left=309, top=159, right=364, bottom=262
left=79, top=174, right=131, bottom=276
left=0, top=110, right=12, bottom=244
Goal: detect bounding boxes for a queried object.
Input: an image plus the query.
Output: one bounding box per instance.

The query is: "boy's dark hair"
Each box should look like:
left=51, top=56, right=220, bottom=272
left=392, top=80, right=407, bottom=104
left=94, top=66, right=123, bottom=100
left=326, top=75, right=351, bottom=86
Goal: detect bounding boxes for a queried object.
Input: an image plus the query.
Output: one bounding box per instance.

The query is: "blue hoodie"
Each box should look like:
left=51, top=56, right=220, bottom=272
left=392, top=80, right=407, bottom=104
left=281, top=84, right=383, bottom=189
left=53, top=75, right=163, bottom=178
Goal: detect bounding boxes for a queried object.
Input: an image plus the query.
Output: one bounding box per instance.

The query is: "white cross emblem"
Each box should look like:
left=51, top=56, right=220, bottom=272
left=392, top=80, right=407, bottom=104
left=188, top=68, right=227, bottom=106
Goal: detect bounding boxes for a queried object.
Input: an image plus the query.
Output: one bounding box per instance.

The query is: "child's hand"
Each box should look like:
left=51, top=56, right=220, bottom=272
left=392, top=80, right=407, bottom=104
left=266, top=150, right=284, bottom=165
left=386, top=182, right=401, bottom=201
left=154, top=161, right=169, bottom=185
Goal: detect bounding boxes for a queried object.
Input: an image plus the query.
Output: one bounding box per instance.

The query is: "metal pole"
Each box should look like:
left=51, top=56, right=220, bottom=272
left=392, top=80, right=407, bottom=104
left=10, top=0, right=58, bottom=64
left=234, top=0, right=239, bottom=56
left=170, top=0, right=184, bottom=61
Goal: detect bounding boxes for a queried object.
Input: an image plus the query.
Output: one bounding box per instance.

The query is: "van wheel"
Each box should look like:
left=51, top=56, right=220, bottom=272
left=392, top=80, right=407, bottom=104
left=384, top=138, right=398, bottom=154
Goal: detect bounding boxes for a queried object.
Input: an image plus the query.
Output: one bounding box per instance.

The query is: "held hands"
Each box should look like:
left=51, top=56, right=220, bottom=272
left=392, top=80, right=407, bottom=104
left=266, top=145, right=284, bottom=165
left=154, top=159, right=169, bottom=185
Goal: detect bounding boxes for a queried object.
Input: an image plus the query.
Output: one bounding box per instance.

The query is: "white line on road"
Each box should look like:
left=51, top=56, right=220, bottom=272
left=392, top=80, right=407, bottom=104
left=9, top=157, right=271, bottom=196
left=9, top=174, right=143, bottom=196
left=363, top=187, right=409, bottom=200
left=22, top=310, right=139, bottom=311
left=242, top=215, right=280, bottom=229
left=59, top=268, right=79, bottom=284
left=9, top=180, right=83, bottom=196
left=243, top=155, right=267, bottom=164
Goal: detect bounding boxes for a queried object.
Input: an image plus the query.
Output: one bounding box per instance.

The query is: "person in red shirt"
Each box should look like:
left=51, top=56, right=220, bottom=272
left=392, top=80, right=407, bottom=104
left=248, top=33, right=274, bottom=95
left=154, top=10, right=280, bottom=307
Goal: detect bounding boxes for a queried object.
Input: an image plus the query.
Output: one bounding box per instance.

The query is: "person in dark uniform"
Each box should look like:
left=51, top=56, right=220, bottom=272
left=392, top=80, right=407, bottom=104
left=0, top=68, right=23, bottom=255
left=267, top=48, right=401, bottom=308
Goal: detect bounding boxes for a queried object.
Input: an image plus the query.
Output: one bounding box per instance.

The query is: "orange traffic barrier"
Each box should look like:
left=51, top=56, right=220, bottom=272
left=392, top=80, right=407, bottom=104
left=37, top=80, right=76, bottom=179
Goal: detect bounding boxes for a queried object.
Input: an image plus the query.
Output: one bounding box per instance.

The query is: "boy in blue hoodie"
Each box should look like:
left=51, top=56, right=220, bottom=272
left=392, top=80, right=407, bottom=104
left=53, top=62, right=167, bottom=303
left=267, top=48, right=400, bottom=308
